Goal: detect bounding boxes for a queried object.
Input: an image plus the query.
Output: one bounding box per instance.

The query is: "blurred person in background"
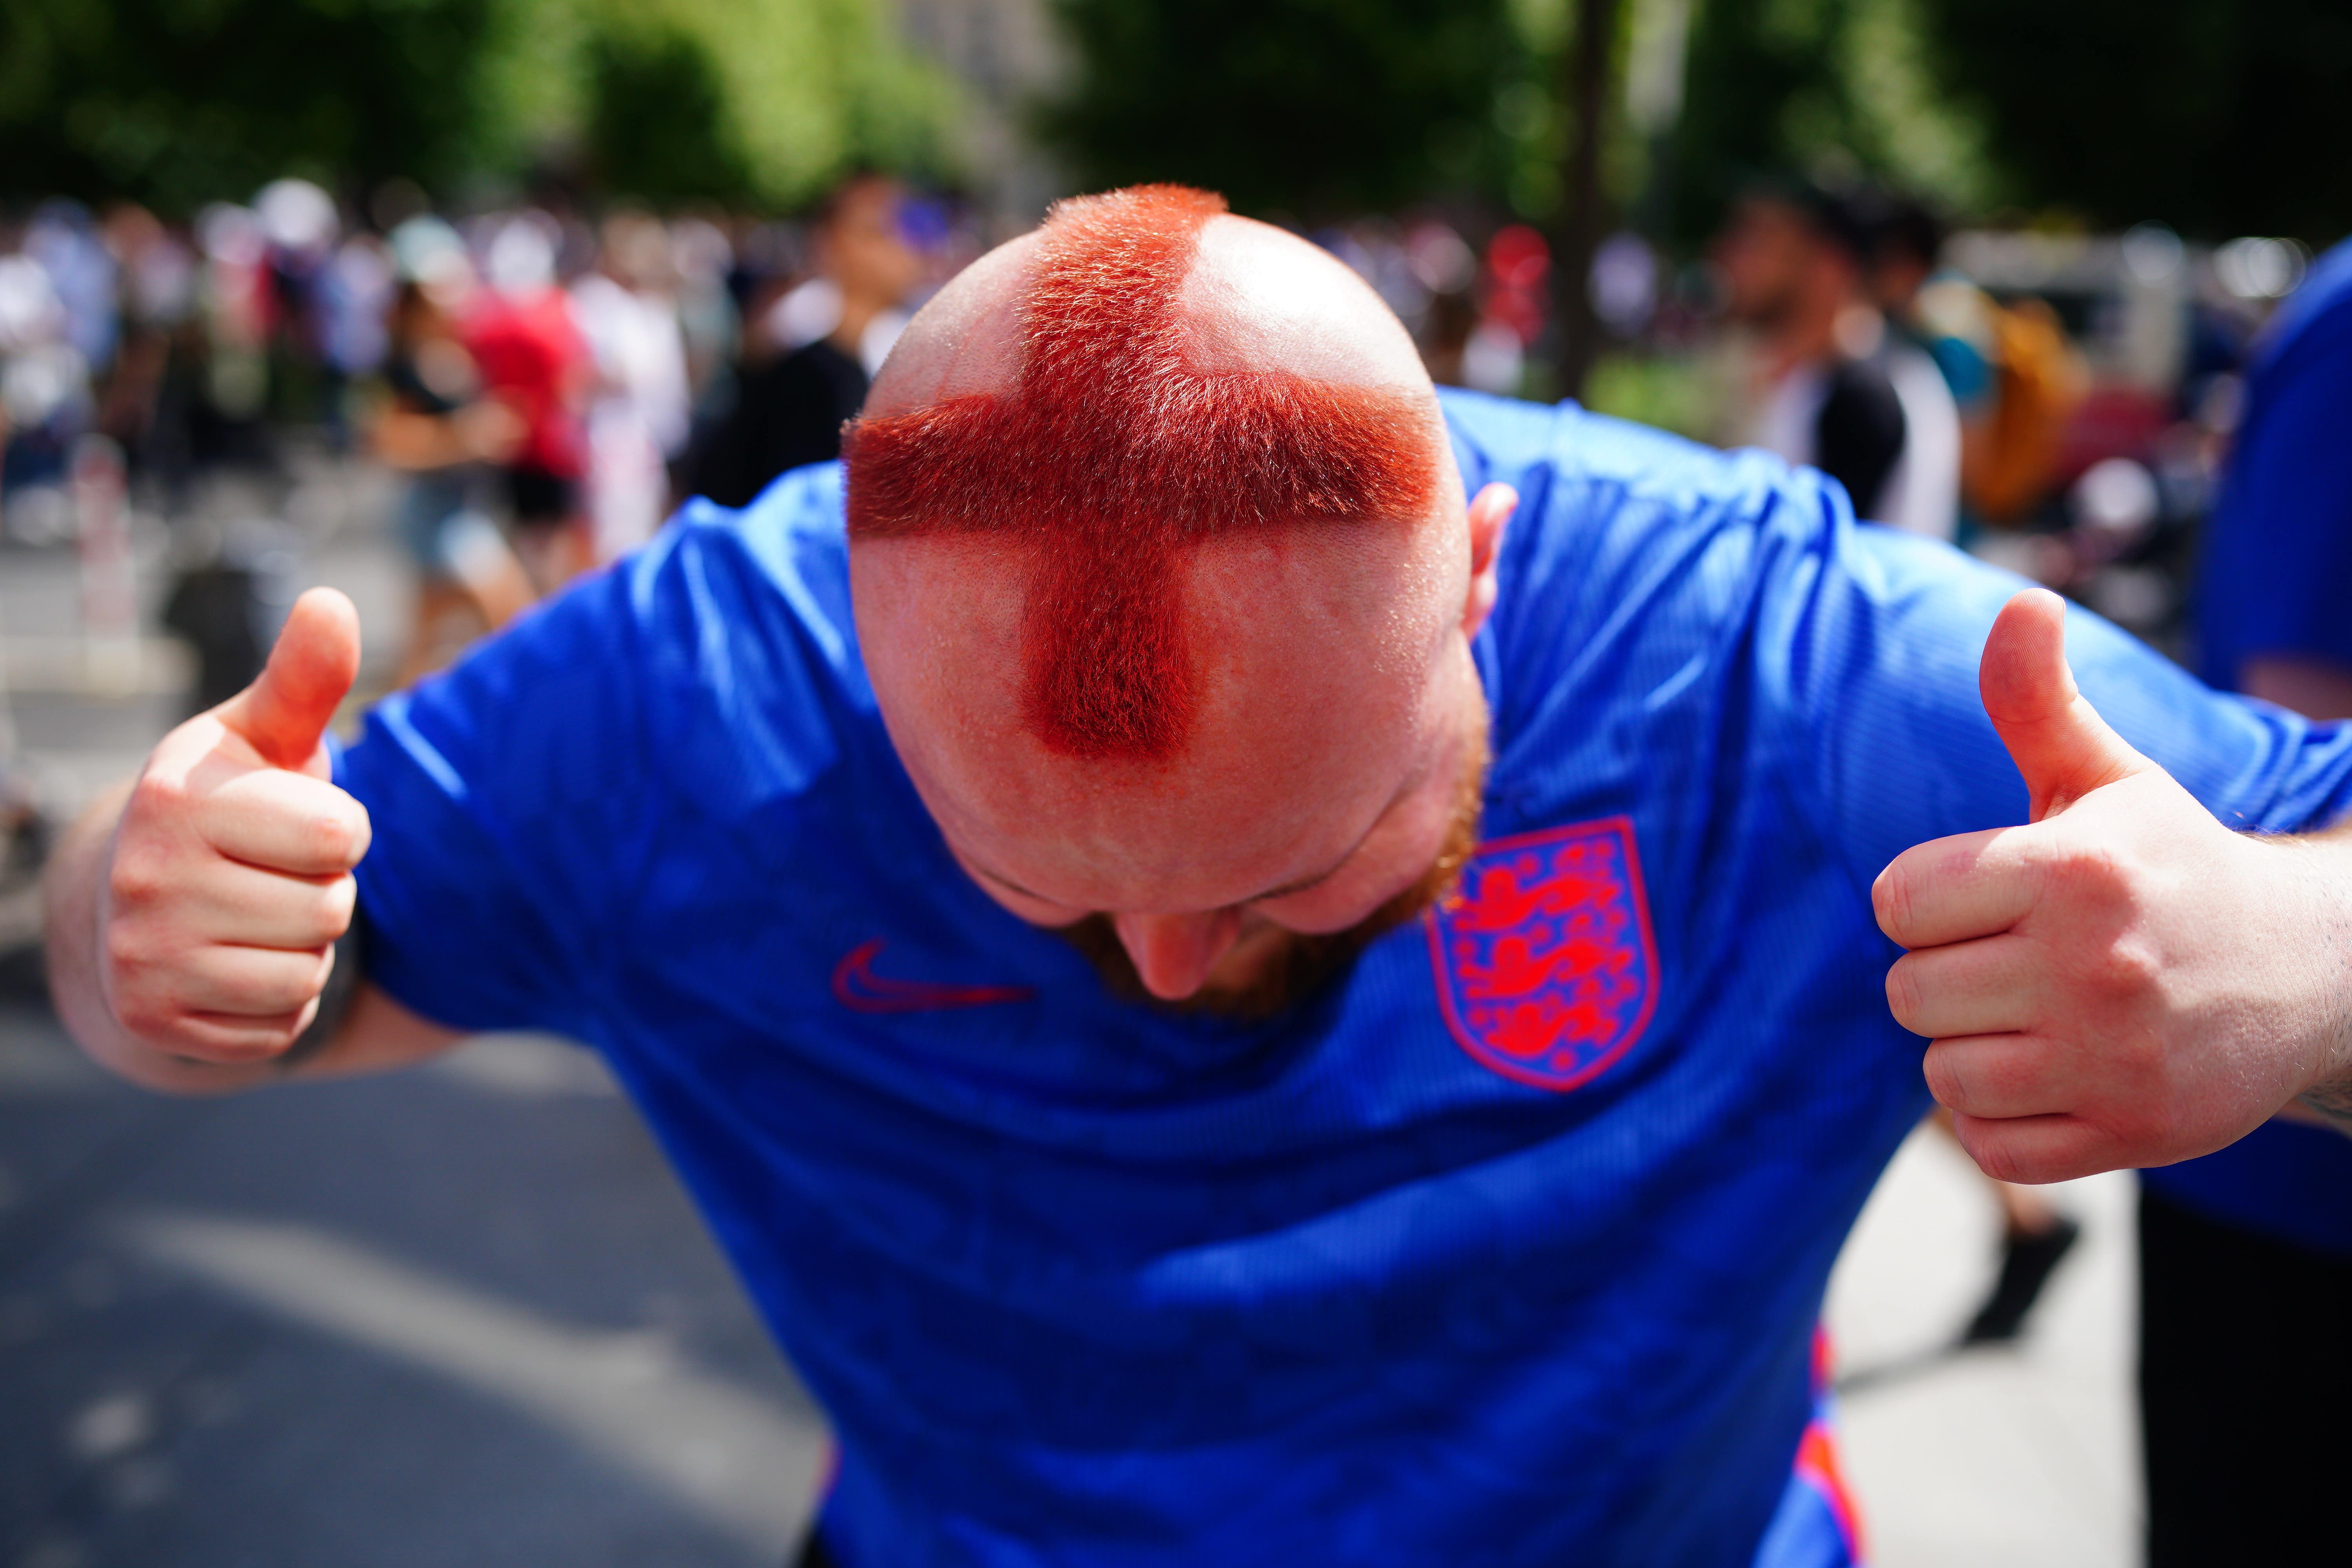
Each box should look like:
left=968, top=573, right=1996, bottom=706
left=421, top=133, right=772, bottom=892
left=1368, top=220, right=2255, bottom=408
left=0, top=221, right=95, bottom=540
left=1713, top=183, right=1959, bottom=541
left=570, top=210, right=693, bottom=563
left=253, top=179, right=341, bottom=429
left=667, top=216, right=741, bottom=438
left=373, top=220, right=533, bottom=684
left=1871, top=198, right=2085, bottom=532
left=192, top=202, right=277, bottom=472
left=320, top=227, right=396, bottom=417
left=1459, top=225, right=1549, bottom=397
left=27, top=200, right=118, bottom=383
left=94, top=205, right=196, bottom=478
left=2140, top=235, right=2352, bottom=1568
left=688, top=172, right=922, bottom=508
left=464, top=213, right=592, bottom=592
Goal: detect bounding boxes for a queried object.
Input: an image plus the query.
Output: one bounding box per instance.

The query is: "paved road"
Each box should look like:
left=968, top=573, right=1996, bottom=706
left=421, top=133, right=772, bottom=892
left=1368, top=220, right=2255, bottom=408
left=0, top=1013, right=828, bottom=1568
left=0, top=451, right=2140, bottom=1566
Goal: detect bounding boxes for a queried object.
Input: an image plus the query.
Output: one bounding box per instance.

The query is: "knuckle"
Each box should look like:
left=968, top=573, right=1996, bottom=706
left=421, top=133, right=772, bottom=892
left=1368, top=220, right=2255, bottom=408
left=1884, top=959, right=1925, bottom=1033
left=318, top=876, right=358, bottom=938
left=227, top=965, right=313, bottom=1016
left=343, top=800, right=373, bottom=862
left=1920, top=1047, right=1962, bottom=1106
left=127, top=771, right=190, bottom=822
left=1872, top=863, right=1911, bottom=941
left=103, top=920, right=158, bottom=976
left=1968, top=1136, right=2029, bottom=1185
left=111, top=989, right=175, bottom=1041
left=1979, top=1048, right=2039, bottom=1103
left=2048, top=837, right=2138, bottom=912
left=2083, top=938, right=2163, bottom=1003
left=302, top=808, right=365, bottom=868
left=298, top=814, right=346, bottom=866
left=188, top=1030, right=295, bottom=1066
left=106, top=845, right=168, bottom=908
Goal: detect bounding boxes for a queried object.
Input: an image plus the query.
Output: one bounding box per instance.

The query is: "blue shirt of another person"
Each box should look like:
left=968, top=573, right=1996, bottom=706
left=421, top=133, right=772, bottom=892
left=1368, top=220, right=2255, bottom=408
left=338, top=388, right=2352, bottom=1566
left=2164, top=238, right=2352, bottom=1257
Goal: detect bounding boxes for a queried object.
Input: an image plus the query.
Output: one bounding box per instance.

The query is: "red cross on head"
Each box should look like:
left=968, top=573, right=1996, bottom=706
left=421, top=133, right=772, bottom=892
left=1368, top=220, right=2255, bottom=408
left=843, top=186, right=1443, bottom=764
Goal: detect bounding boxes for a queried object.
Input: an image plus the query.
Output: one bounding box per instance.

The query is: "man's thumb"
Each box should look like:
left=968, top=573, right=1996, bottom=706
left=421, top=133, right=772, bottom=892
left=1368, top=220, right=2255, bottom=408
left=218, top=588, right=362, bottom=772
left=1980, top=587, right=2148, bottom=821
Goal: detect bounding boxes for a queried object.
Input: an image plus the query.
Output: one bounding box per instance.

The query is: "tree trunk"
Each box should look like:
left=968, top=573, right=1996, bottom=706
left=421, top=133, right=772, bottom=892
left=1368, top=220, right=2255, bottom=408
left=1553, top=0, right=1621, bottom=403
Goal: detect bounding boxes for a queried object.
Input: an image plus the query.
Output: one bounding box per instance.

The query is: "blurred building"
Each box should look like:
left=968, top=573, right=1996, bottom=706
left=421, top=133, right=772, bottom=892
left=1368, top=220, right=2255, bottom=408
left=897, top=0, right=1071, bottom=231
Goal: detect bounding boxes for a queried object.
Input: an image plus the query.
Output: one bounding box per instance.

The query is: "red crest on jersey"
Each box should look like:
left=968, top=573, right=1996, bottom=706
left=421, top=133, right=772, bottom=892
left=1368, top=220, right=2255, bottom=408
left=1426, top=817, right=1659, bottom=1092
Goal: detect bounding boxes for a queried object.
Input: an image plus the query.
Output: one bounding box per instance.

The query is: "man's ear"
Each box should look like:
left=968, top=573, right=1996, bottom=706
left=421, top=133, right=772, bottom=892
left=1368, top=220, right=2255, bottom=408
left=1461, top=483, right=1518, bottom=639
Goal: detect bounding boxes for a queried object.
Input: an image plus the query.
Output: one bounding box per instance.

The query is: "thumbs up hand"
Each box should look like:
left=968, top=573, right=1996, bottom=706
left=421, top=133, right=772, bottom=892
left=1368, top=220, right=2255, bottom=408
left=100, top=588, right=372, bottom=1065
left=1874, top=589, right=2352, bottom=1182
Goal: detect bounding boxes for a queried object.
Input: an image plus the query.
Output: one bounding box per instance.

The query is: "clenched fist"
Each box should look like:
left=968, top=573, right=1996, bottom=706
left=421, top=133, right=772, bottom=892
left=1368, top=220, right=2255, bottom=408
left=98, top=588, right=369, bottom=1065
left=1875, top=589, right=2352, bottom=1183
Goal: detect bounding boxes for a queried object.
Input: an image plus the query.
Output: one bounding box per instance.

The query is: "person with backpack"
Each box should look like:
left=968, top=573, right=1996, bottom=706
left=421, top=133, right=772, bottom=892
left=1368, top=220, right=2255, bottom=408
left=1872, top=198, right=2087, bottom=532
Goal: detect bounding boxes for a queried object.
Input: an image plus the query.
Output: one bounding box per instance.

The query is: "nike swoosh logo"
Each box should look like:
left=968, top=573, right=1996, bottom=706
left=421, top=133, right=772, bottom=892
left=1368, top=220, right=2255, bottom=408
left=831, top=938, right=1034, bottom=1014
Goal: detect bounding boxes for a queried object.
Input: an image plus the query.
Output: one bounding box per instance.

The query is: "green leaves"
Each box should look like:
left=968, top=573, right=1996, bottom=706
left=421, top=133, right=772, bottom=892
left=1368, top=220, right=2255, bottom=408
left=0, top=0, right=958, bottom=214
left=1036, top=0, right=1535, bottom=220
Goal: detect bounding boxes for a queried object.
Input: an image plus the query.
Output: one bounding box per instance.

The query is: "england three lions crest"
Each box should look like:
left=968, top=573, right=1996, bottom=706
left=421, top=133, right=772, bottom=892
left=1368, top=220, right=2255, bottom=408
left=1426, top=817, right=1660, bottom=1092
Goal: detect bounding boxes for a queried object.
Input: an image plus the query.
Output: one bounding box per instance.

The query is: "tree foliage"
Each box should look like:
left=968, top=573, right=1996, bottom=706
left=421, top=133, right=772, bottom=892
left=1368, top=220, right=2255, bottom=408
left=585, top=29, right=755, bottom=206
left=0, top=0, right=959, bottom=213
left=1036, top=0, right=1536, bottom=220
left=0, top=0, right=500, bottom=212
left=1669, top=0, right=1996, bottom=243
left=1674, top=0, right=2352, bottom=243
left=1919, top=0, right=2352, bottom=241
left=550, top=0, right=960, bottom=208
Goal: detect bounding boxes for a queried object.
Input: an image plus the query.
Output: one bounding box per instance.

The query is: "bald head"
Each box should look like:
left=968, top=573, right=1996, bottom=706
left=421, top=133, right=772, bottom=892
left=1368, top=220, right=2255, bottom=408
left=847, top=187, right=1501, bottom=988
left=861, top=189, right=1440, bottom=425
left=848, top=186, right=1449, bottom=760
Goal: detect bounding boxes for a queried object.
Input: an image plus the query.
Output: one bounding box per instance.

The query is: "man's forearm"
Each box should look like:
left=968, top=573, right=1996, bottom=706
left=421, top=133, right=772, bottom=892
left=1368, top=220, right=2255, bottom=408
left=2278, top=819, right=2352, bottom=1132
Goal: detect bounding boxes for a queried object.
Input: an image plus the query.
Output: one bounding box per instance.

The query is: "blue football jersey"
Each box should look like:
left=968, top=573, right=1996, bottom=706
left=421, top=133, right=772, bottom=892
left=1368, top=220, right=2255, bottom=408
left=339, top=389, right=2352, bottom=1567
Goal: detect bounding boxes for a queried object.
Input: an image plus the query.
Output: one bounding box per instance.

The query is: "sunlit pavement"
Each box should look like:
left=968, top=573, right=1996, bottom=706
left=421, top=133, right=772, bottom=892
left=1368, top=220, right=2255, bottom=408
left=0, top=1011, right=828, bottom=1568
left=0, top=458, right=2138, bottom=1565
left=1828, top=1129, right=2138, bottom=1568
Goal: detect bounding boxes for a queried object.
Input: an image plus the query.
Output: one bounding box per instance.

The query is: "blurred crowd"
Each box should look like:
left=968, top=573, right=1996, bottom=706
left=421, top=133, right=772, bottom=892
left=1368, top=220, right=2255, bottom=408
left=0, top=172, right=2316, bottom=688
left=0, top=173, right=982, bottom=683
left=1313, top=185, right=2309, bottom=662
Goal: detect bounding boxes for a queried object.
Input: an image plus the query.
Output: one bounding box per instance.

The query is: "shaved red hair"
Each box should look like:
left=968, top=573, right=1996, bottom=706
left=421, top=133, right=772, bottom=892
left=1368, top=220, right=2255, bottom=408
left=844, top=185, right=1440, bottom=762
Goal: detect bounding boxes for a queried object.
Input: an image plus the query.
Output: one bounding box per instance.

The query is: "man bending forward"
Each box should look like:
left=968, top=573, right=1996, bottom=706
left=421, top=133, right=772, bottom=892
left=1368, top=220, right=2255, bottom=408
left=47, top=188, right=2352, bottom=1566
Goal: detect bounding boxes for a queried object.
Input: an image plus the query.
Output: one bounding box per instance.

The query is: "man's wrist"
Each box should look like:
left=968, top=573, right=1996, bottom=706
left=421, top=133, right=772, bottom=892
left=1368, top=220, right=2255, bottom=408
left=2291, top=826, right=2352, bottom=1128
left=2296, top=1086, right=2352, bottom=1130
left=278, top=909, right=368, bottom=1073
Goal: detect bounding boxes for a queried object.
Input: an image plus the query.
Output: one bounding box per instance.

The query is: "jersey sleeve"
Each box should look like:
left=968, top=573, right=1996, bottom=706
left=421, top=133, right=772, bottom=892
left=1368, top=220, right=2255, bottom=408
left=1776, top=515, right=2352, bottom=893
left=333, top=568, right=656, bottom=1035
left=335, top=476, right=859, bottom=1036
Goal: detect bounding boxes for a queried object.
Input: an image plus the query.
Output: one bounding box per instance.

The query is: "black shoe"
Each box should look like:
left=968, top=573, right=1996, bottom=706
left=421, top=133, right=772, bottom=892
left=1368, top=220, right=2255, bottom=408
left=1960, top=1216, right=2082, bottom=1345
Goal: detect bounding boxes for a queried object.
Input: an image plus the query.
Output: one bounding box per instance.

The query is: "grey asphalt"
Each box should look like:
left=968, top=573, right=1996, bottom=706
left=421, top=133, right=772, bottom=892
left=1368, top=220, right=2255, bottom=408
left=0, top=449, right=2136, bottom=1566
left=0, top=1014, right=828, bottom=1568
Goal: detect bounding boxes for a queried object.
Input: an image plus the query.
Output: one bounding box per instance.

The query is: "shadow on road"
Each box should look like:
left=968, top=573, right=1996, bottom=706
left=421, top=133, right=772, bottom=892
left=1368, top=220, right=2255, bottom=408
left=0, top=980, right=829, bottom=1568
